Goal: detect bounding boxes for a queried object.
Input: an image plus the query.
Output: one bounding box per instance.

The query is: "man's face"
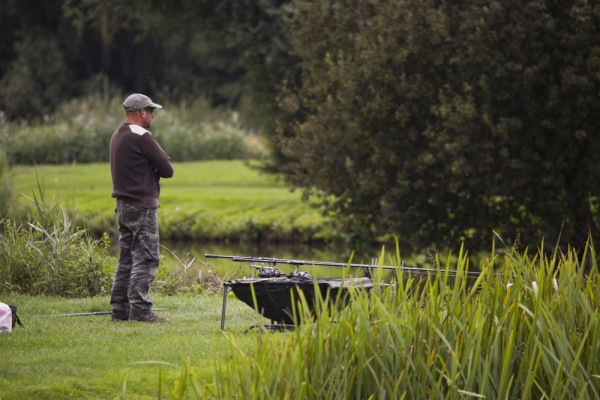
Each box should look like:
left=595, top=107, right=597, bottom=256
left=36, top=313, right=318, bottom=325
left=140, top=108, right=155, bottom=128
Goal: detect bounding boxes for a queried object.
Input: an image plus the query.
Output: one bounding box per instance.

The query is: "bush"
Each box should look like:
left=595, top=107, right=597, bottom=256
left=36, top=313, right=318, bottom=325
left=5, top=122, right=112, bottom=165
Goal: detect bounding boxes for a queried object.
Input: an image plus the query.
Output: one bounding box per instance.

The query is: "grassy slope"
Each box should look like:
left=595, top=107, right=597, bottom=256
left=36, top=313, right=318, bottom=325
left=10, top=161, right=324, bottom=241
left=0, top=294, right=264, bottom=399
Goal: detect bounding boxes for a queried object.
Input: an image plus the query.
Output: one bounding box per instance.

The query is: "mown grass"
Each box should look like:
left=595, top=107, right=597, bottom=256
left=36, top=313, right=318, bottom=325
left=0, top=294, right=264, bottom=399
left=9, top=161, right=325, bottom=243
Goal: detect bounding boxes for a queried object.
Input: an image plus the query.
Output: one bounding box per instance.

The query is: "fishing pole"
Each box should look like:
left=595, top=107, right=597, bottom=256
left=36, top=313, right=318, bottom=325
left=204, top=254, right=484, bottom=277
left=33, top=308, right=167, bottom=318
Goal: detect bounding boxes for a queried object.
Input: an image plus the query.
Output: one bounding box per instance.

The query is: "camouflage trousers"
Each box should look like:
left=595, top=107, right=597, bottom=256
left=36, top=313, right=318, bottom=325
left=110, top=200, right=160, bottom=314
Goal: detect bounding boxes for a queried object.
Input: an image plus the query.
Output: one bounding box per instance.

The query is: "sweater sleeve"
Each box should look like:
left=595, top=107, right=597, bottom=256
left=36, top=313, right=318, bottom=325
left=140, top=133, right=174, bottom=178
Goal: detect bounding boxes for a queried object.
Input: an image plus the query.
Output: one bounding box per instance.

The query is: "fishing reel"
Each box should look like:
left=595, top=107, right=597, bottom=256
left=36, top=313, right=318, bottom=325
left=258, top=267, right=282, bottom=278
left=251, top=262, right=284, bottom=278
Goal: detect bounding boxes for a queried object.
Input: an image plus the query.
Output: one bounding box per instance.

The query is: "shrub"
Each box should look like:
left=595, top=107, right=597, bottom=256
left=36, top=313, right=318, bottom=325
left=6, top=122, right=112, bottom=165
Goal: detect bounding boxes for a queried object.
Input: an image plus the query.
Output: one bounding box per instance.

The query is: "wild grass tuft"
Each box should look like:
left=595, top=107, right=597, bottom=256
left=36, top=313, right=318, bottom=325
left=153, top=246, right=228, bottom=296
left=0, top=173, right=115, bottom=296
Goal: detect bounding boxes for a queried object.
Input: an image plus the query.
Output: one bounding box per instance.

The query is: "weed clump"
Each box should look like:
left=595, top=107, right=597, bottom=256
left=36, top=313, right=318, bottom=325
left=153, top=247, right=226, bottom=296
left=0, top=174, right=115, bottom=296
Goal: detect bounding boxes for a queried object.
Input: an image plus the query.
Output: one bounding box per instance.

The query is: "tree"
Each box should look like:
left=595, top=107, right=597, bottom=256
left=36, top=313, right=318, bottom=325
left=0, top=0, right=254, bottom=119
left=208, top=0, right=299, bottom=129
left=189, top=0, right=301, bottom=172
left=278, top=0, right=600, bottom=252
left=0, top=33, right=72, bottom=118
left=63, top=0, right=139, bottom=76
left=0, top=0, right=74, bottom=118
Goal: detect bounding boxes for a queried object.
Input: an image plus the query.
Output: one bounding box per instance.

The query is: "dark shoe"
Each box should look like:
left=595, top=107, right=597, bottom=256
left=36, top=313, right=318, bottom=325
left=129, top=310, right=168, bottom=322
left=111, top=310, right=129, bottom=321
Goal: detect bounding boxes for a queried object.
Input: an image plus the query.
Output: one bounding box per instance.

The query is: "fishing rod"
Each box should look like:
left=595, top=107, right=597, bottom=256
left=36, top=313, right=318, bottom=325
left=204, top=254, right=483, bottom=277
left=33, top=308, right=167, bottom=318
left=208, top=253, right=487, bottom=331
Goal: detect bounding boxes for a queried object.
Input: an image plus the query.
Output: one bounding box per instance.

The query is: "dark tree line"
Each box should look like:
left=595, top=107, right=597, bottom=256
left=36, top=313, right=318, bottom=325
left=2, top=0, right=599, bottom=252
left=0, top=0, right=254, bottom=119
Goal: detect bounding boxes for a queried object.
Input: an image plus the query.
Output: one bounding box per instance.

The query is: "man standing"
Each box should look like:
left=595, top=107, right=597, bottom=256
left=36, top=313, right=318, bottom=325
left=109, top=93, right=173, bottom=322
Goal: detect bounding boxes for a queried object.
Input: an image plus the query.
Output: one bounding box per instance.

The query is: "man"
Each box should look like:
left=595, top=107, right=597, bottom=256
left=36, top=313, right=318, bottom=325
left=109, top=93, right=174, bottom=322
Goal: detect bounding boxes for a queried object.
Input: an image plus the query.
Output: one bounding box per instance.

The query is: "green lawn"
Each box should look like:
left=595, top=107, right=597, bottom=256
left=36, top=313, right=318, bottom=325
left=0, top=293, right=265, bottom=399
left=10, top=161, right=324, bottom=242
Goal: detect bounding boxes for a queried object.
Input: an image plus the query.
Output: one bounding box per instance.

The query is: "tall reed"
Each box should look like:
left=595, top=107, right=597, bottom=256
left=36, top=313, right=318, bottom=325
left=0, top=173, right=115, bottom=296
left=159, top=242, right=600, bottom=399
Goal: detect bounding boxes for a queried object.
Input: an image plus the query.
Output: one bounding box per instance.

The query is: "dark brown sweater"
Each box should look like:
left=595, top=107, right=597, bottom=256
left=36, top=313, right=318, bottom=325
left=110, top=123, right=174, bottom=208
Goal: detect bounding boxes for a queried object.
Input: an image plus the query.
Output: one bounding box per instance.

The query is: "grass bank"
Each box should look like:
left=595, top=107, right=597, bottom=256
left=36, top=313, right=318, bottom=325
left=0, top=294, right=262, bottom=399
left=10, top=161, right=325, bottom=243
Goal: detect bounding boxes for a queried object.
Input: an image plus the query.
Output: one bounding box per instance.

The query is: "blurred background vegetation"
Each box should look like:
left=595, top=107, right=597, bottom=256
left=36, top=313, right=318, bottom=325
left=1, top=0, right=600, bottom=255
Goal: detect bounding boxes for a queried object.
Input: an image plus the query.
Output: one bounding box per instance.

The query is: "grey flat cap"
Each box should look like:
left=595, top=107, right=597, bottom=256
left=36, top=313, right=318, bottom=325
left=122, top=93, right=163, bottom=112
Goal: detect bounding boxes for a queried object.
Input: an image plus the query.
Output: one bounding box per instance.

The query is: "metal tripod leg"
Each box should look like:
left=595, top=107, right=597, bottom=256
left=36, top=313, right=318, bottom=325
left=220, top=284, right=229, bottom=331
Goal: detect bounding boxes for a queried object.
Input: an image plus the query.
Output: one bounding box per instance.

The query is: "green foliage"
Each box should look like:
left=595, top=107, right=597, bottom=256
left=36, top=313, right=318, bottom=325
left=0, top=95, right=267, bottom=165
left=4, top=122, right=112, bottom=165
left=157, top=242, right=600, bottom=399
left=0, top=218, right=115, bottom=296
left=63, top=0, right=139, bottom=75
left=279, top=0, right=600, bottom=252
left=0, top=1, right=77, bottom=117
left=153, top=111, right=263, bottom=162
left=0, top=0, right=256, bottom=121
left=0, top=178, right=115, bottom=296
left=202, top=1, right=298, bottom=130
left=0, top=32, right=73, bottom=119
